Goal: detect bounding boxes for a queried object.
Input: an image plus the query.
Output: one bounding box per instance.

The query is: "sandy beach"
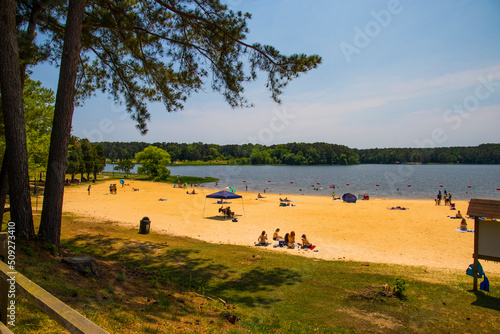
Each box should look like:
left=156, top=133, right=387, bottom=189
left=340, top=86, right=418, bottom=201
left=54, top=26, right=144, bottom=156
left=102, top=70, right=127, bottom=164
left=62, top=180, right=500, bottom=274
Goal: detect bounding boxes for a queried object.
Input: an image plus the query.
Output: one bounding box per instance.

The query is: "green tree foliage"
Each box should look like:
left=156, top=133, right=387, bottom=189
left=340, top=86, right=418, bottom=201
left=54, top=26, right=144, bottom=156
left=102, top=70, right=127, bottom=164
left=357, top=144, right=500, bottom=164
left=135, top=146, right=171, bottom=181
left=66, top=136, right=106, bottom=181
left=114, top=159, right=135, bottom=178
left=99, top=141, right=500, bottom=165
left=66, top=136, right=82, bottom=181
left=91, top=143, right=106, bottom=180
left=100, top=141, right=360, bottom=165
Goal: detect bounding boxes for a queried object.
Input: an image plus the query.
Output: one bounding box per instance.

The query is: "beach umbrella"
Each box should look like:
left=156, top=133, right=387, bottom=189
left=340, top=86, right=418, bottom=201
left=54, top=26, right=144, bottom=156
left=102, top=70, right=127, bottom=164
left=342, top=193, right=357, bottom=203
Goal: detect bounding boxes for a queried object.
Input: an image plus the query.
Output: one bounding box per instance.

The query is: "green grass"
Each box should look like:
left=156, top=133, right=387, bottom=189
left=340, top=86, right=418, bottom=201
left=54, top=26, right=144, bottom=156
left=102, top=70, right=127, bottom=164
left=9, top=213, right=500, bottom=333
left=100, top=171, right=218, bottom=185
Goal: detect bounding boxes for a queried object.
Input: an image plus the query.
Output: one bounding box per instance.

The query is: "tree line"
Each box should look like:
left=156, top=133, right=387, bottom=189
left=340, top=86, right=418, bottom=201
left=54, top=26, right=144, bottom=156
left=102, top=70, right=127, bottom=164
left=100, top=141, right=361, bottom=165
left=357, top=144, right=500, bottom=164
left=100, top=141, right=500, bottom=165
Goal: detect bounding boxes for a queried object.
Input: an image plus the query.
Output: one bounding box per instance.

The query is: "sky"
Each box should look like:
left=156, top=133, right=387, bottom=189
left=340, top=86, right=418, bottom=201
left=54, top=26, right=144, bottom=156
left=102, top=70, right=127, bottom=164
left=32, top=0, right=500, bottom=149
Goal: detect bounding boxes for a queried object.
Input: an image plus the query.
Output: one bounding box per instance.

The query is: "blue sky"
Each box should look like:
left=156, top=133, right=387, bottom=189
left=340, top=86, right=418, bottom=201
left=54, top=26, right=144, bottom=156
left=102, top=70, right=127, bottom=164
left=32, top=0, right=500, bottom=149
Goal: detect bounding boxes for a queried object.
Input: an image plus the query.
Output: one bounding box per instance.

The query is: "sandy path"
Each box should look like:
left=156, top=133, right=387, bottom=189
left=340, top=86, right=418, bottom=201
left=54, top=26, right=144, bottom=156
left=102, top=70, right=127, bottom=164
left=63, top=180, right=500, bottom=274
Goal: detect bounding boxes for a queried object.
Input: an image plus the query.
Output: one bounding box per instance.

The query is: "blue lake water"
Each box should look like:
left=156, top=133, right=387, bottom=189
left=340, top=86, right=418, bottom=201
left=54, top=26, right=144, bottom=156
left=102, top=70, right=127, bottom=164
left=105, top=164, right=500, bottom=200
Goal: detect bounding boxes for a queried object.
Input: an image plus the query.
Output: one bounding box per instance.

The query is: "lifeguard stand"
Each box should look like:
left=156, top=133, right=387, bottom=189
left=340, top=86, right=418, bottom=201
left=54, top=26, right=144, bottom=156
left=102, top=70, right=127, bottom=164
left=466, top=199, right=500, bottom=291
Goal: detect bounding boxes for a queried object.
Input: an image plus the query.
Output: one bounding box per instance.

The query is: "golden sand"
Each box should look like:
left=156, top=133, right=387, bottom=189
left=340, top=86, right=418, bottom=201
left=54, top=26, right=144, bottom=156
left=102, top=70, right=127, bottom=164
left=62, top=180, right=500, bottom=274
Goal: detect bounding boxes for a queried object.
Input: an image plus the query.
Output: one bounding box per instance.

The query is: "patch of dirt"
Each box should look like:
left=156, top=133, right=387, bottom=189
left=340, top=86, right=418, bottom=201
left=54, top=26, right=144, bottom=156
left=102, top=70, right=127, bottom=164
left=339, top=307, right=403, bottom=333
left=352, top=284, right=403, bottom=302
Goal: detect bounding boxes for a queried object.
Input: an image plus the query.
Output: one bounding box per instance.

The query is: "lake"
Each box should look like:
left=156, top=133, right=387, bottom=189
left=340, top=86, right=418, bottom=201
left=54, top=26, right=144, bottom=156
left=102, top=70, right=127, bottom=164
left=104, top=164, right=500, bottom=200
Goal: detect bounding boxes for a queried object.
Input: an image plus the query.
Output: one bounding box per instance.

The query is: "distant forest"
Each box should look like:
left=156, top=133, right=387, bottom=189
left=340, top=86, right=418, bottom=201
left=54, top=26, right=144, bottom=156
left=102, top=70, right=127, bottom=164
left=99, top=142, right=500, bottom=165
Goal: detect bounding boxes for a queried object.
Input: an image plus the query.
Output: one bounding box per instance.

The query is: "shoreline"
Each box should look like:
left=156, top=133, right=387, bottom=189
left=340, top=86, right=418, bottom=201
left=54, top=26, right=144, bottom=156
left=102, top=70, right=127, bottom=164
left=62, top=180, right=500, bottom=274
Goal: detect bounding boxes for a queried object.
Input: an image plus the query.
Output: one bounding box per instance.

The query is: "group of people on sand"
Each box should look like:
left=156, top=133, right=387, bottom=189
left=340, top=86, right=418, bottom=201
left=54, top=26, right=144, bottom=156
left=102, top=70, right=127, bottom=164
left=219, top=206, right=235, bottom=218
left=279, top=197, right=296, bottom=207
left=257, top=228, right=314, bottom=249
left=435, top=190, right=453, bottom=206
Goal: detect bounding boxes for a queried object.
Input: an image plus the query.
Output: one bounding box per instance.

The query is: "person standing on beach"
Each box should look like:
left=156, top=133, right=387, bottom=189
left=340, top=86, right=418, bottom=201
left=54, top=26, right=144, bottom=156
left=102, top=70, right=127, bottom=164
left=88, top=185, right=91, bottom=195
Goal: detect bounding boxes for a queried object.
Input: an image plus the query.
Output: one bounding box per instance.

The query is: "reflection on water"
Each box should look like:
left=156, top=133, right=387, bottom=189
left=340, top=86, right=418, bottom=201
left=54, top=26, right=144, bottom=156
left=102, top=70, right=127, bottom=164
left=104, top=164, right=500, bottom=200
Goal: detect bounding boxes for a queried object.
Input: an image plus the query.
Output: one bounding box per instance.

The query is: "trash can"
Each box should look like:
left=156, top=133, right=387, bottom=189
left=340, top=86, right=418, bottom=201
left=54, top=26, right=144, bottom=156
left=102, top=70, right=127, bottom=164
left=139, top=217, right=151, bottom=234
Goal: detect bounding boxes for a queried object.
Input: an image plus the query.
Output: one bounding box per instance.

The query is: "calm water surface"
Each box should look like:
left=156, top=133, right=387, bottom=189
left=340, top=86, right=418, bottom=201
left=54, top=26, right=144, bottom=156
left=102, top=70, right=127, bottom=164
left=105, top=164, right=500, bottom=200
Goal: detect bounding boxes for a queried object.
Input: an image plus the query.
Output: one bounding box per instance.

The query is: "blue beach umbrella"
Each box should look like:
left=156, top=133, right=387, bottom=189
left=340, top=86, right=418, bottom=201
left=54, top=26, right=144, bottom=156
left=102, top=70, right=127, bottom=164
left=342, top=193, right=357, bottom=203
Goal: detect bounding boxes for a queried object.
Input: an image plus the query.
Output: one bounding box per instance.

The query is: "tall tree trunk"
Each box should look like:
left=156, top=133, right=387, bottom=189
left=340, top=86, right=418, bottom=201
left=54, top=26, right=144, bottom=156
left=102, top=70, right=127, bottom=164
left=39, top=0, right=86, bottom=248
left=0, top=0, right=35, bottom=239
left=0, top=1, right=48, bottom=222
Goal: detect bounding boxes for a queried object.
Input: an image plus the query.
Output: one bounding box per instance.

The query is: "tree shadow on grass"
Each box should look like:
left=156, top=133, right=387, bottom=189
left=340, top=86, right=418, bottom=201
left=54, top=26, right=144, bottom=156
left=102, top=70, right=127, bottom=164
left=63, top=234, right=302, bottom=308
left=209, top=267, right=302, bottom=307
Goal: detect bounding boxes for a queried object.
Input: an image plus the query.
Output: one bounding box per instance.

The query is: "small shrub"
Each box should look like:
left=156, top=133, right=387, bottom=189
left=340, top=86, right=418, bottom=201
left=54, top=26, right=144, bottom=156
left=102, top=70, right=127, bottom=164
left=116, top=273, right=126, bottom=282
left=394, top=277, right=407, bottom=298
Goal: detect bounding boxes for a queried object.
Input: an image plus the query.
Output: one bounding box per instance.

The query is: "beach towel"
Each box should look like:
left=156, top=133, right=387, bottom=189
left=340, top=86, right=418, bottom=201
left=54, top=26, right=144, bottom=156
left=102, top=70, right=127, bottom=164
left=480, top=275, right=490, bottom=292
left=158, top=199, right=168, bottom=201
left=255, top=243, right=269, bottom=247
left=455, top=228, right=474, bottom=233
left=301, top=245, right=316, bottom=250
left=466, top=262, right=485, bottom=278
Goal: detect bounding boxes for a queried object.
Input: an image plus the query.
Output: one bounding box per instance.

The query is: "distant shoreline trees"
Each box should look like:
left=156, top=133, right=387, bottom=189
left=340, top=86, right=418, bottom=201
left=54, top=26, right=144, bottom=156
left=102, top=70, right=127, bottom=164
left=98, top=142, right=500, bottom=165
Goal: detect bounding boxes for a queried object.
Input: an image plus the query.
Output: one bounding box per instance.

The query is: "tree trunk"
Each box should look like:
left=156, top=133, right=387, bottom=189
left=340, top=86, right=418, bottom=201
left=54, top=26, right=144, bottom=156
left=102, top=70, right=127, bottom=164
left=39, top=0, right=86, bottom=248
left=0, top=0, right=35, bottom=239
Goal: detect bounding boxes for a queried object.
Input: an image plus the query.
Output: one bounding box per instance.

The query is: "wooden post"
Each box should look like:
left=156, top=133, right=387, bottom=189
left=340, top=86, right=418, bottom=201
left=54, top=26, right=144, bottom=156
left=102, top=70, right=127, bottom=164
left=473, top=216, right=479, bottom=291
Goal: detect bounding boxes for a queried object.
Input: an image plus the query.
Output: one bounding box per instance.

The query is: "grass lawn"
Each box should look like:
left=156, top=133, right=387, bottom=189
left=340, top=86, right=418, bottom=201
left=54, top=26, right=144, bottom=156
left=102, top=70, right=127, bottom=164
left=9, top=212, right=500, bottom=333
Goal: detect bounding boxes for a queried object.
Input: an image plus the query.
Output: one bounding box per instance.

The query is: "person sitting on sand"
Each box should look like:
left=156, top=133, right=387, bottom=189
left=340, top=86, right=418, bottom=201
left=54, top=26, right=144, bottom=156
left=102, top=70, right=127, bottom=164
left=283, top=233, right=289, bottom=247
left=257, top=231, right=268, bottom=245
left=288, top=231, right=296, bottom=248
left=301, top=234, right=313, bottom=248
left=460, top=218, right=468, bottom=231
left=257, top=193, right=265, bottom=198
left=273, top=228, right=282, bottom=241
left=455, top=210, right=463, bottom=219
left=191, top=189, right=196, bottom=194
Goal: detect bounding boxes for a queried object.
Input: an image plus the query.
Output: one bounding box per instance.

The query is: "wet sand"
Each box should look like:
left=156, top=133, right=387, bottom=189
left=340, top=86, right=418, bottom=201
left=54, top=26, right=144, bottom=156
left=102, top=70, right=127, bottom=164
left=62, top=180, right=500, bottom=274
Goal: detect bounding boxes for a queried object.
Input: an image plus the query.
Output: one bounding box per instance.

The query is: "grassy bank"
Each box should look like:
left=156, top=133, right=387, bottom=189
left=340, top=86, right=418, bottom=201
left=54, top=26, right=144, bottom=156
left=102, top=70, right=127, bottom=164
left=11, top=213, right=500, bottom=333
left=100, top=172, right=218, bottom=185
